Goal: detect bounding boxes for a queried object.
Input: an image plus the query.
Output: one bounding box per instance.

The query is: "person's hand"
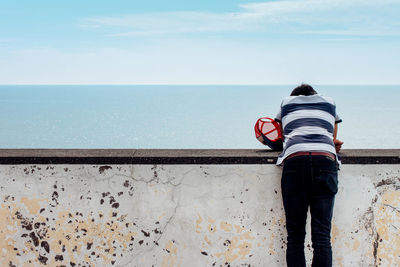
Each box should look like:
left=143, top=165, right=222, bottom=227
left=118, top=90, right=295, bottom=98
left=334, top=139, right=344, bottom=153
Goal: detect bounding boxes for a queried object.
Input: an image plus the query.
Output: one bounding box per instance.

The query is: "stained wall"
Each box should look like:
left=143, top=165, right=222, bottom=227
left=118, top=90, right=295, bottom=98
left=0, top=155, right=399, bottom=266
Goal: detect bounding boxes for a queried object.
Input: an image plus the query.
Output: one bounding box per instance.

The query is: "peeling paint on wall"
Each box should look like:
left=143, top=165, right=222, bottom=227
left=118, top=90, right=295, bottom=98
left=0, top=164, right=399, bottom=266
left=373, top=177, right=400, bottom=266
left=161, top=240, right=178, bottom=267
left=195, top=216, right=255, bottom=265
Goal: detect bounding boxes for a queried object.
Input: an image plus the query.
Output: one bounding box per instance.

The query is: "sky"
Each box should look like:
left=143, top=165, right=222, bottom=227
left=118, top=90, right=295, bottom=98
left=0, top=0, right=399, bottom=85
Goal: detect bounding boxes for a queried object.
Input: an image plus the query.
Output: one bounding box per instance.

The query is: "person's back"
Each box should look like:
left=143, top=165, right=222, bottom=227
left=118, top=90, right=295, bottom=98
left=275, top=84, right=343, bottom=267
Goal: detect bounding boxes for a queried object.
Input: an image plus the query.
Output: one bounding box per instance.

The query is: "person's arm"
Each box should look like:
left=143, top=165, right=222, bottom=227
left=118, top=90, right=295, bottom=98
left=278, top=122, right=284, bottom=142
left=275, top=103, right=284, bottom=143
left=333, top=123, right=343, bottom=152
left=333, top=123, right=338, bottom=140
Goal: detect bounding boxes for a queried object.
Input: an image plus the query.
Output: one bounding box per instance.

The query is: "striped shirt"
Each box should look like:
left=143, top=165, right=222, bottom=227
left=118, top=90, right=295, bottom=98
left=275, top=94, right=342, bottom=165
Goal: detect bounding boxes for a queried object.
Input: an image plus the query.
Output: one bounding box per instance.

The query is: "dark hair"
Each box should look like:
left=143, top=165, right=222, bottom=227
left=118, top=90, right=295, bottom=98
left=290, top=84, right=317, bottom=96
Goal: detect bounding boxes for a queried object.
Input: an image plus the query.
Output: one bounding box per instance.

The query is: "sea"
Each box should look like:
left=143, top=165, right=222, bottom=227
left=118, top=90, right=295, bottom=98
left=0, top=85, right=399, bottom=149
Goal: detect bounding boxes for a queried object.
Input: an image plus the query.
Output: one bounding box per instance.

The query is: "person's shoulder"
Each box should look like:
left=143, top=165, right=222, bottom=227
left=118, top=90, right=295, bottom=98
left=281, top=95, right=299, bottom=106
left=318, top=95, right=336, bottom=105
left=282, top=95, right=323, bottom=105
left=281, top=94, right=337, bottom=106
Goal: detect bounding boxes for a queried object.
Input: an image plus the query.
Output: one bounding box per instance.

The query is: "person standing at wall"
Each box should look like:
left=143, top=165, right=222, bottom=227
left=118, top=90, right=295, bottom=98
left=275, top=84, right=343, bottom=267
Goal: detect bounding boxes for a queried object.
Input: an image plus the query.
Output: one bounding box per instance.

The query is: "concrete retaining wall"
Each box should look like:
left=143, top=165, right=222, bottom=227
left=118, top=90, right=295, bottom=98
left=0, top=149, right=399, bottom=266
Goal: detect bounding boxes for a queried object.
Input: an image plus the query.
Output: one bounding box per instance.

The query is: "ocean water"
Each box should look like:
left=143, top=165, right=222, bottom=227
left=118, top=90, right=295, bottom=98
left=0, top=85, right=399, bottom=149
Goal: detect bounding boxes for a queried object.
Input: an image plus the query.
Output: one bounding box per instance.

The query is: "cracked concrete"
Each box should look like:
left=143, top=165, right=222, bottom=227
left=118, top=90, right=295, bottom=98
left=0, top=164, right=399, bottom=266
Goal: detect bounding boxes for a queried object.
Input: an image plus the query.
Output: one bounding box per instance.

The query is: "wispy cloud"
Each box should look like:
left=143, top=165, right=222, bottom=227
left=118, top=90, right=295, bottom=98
left=82, top=12, right=261, bottom=36
left=239, top=0, right=399, bottom=15
left=82, top=0, right=400, bottom=37
left=302, top=29, right=400, bottom=37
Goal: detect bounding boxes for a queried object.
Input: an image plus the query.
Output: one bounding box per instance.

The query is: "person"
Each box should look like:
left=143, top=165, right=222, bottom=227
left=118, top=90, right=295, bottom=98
left=274, top=84, right=343, bottom=267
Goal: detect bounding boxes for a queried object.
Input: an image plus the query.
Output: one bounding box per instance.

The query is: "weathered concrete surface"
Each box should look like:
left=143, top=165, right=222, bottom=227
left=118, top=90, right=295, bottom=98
left=0, top=150, right=400, bottom=267
left=0, top=150, right=399, bottom=266
left=0, top=149, right=398, bottom=164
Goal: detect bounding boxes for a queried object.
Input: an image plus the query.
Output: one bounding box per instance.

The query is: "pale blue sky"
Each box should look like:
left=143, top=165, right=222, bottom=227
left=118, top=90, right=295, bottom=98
left=1, top=0, right=399, bottom=84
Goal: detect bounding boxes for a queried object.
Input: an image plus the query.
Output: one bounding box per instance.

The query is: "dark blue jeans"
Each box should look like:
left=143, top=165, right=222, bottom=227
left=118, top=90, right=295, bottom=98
left=281, top=155, right=338, bottom=267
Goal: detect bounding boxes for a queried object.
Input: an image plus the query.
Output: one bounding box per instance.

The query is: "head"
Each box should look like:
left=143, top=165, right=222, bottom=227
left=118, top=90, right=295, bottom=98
left=290, top=84, right=317, bottom=96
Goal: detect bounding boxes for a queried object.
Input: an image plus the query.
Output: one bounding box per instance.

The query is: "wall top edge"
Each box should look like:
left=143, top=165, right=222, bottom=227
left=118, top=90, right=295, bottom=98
left=0, top=149, right=398, bottom=165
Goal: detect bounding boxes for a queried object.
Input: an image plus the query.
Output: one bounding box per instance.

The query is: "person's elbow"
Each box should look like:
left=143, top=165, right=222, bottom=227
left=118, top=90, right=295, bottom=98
left=334, top=139, right=344, bottom=153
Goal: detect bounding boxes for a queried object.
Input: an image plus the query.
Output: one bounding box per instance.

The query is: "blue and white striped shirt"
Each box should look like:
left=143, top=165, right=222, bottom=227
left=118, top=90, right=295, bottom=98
left=275, top=94, right=342, bottom=165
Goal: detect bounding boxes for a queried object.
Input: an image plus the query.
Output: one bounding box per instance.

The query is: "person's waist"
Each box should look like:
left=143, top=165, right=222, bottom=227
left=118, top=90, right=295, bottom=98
left=285, top=151, right=336, bottom=161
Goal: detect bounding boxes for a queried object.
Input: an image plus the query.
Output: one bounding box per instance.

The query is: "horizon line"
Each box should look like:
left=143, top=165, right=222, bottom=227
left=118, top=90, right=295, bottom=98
left=1, top=83, right=399, bottom=86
